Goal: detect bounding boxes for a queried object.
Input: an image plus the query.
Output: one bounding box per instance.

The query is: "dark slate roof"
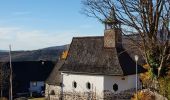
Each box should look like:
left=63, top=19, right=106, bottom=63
left=59, top=36, right=146, bottom=76
left=46, top=60, right=64, bottom=85
left=5, top=61, right=55, bottom=81
left=116, top=47, right=146, bottom=75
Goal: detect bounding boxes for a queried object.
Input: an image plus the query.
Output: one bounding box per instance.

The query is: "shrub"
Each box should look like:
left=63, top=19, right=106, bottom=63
left=131, top=90, right=155, bottom=100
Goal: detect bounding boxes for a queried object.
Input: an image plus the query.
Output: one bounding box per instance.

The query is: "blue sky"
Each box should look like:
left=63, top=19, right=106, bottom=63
left=0, top=0, right=104, bottom=50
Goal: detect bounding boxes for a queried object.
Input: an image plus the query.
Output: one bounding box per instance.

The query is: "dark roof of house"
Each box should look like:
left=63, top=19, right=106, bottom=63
left=59, top=36, right=146, bottom=76
left=46, top=60, right=64, bottom=85
left=5, top=61, right=55, bottom=81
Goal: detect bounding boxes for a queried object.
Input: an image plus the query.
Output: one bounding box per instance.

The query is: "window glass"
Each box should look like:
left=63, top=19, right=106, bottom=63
left=113, top=83, right=118, bottom=91
left=86, top=82, right=91, bottom=90
left=72, top=81, right=77, bottom=88
left=32, top=82, right=37, bottom=86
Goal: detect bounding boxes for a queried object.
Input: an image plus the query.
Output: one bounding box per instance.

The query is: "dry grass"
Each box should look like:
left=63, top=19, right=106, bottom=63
left=28, top=98, right=46, bottom=100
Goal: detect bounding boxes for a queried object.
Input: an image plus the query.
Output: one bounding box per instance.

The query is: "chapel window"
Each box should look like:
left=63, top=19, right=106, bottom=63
left=86, top=82, right=91, bottom=90
left=113, top=83, right=118, bottom=91
left=72, top=81, right=77, bottom=88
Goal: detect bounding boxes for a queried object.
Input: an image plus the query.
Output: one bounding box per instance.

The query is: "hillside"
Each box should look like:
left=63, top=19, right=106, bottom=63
left=0, top=45, right=68, bottom=62
left=0, top=36, right=144, bottom=63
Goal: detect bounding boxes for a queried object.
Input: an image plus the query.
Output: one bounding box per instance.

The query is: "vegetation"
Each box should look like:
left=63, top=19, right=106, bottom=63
left=0, top=45, right=67, bottom=62
left=140, top=64, right=153, bottom=88
left=131, top=89, right=169, bottom=100
left=158, top=77, right=170, bottom=99
left=28, top=98, right=46, bottom=100
left=131, top=91, right=155, bottom=100
left=140, top=64, right=170, bottom=99
left=0, top=63, right=9, bottom=98
left=61, top=51, right=68, bottom=59
left=82, top=0, right=170, bottom=78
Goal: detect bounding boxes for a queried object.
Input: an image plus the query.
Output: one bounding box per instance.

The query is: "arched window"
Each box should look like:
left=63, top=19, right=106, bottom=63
left=72, top=81, right=77, bottom=88
left=113, top=83, right=118, bottom=91
left=86, top=82, right=91, bottom=90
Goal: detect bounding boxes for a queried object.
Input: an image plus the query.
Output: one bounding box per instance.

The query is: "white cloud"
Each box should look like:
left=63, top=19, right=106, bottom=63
left=0, top=27, right=80, bottom=50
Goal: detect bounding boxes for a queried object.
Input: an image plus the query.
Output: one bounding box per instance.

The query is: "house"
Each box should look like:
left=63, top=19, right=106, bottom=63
left=4, top=61, right=55, bottom=97
left=58, top=9, right=146, bottom=99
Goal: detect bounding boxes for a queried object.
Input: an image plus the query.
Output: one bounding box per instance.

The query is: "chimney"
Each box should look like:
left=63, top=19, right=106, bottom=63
left=104, top=7, right=122, bottom=48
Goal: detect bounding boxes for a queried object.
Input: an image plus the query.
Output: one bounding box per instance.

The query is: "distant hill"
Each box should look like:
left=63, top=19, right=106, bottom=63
left=0, top=35, right=144, bottom=63
left=0, top=45, right=69, bottom=62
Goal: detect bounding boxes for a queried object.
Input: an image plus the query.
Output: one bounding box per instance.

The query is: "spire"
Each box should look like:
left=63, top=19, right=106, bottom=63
left=104, top=6, right=120, bottom=30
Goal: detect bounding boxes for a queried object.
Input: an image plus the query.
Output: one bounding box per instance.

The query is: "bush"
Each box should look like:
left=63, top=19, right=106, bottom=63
left=158, top=77, right=170, bottom=99
left=131, top=90, right=155, bottom=100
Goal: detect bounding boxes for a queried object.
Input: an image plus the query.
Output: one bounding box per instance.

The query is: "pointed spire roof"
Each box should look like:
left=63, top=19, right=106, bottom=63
left=105, top=7, right=118, bottom=23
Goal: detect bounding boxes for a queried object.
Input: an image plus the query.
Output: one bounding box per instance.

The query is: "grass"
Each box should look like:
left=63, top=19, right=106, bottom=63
left=28, top=97, right=46, bottom=100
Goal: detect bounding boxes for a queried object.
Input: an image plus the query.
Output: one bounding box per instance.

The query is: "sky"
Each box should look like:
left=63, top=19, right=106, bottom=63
left=0, top=0, right=104, bottom=50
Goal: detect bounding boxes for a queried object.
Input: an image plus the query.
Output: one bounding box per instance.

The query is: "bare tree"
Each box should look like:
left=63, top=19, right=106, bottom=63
left=82, top=0, right=170, bottom=78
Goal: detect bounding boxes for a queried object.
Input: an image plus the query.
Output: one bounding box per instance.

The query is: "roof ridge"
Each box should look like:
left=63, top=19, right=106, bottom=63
left=73, top=36, right=103, bottom=39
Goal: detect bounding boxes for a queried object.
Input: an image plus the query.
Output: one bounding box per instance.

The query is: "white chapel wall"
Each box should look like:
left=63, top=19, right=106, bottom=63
left=62, top=73, right=104, bottom=96
left=62, top=73, right=138, bottom=99
left=104, top=74, right=137, bottom=93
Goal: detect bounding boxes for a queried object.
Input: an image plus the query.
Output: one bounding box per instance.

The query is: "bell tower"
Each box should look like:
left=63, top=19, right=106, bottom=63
left=104, top=7, right=122, bottom=48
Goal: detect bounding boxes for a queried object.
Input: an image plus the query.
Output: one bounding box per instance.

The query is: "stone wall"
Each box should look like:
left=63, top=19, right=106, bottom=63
left=45, top=84, right=61, bottom=99
left=103, top=88, right=135, bottom=100
left=46, top=88, right=136, bottom=100
left=61, top=92, right=99, bottom=100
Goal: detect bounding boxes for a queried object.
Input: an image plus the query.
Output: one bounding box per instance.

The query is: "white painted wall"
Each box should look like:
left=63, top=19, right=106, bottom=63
left=104, top=75, right=137, bottom=93
left=30, top=81, right=44, bottom=93
left=62, top=73, right=139, bottom=99
left=62, top=73, right=104, bottom=98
